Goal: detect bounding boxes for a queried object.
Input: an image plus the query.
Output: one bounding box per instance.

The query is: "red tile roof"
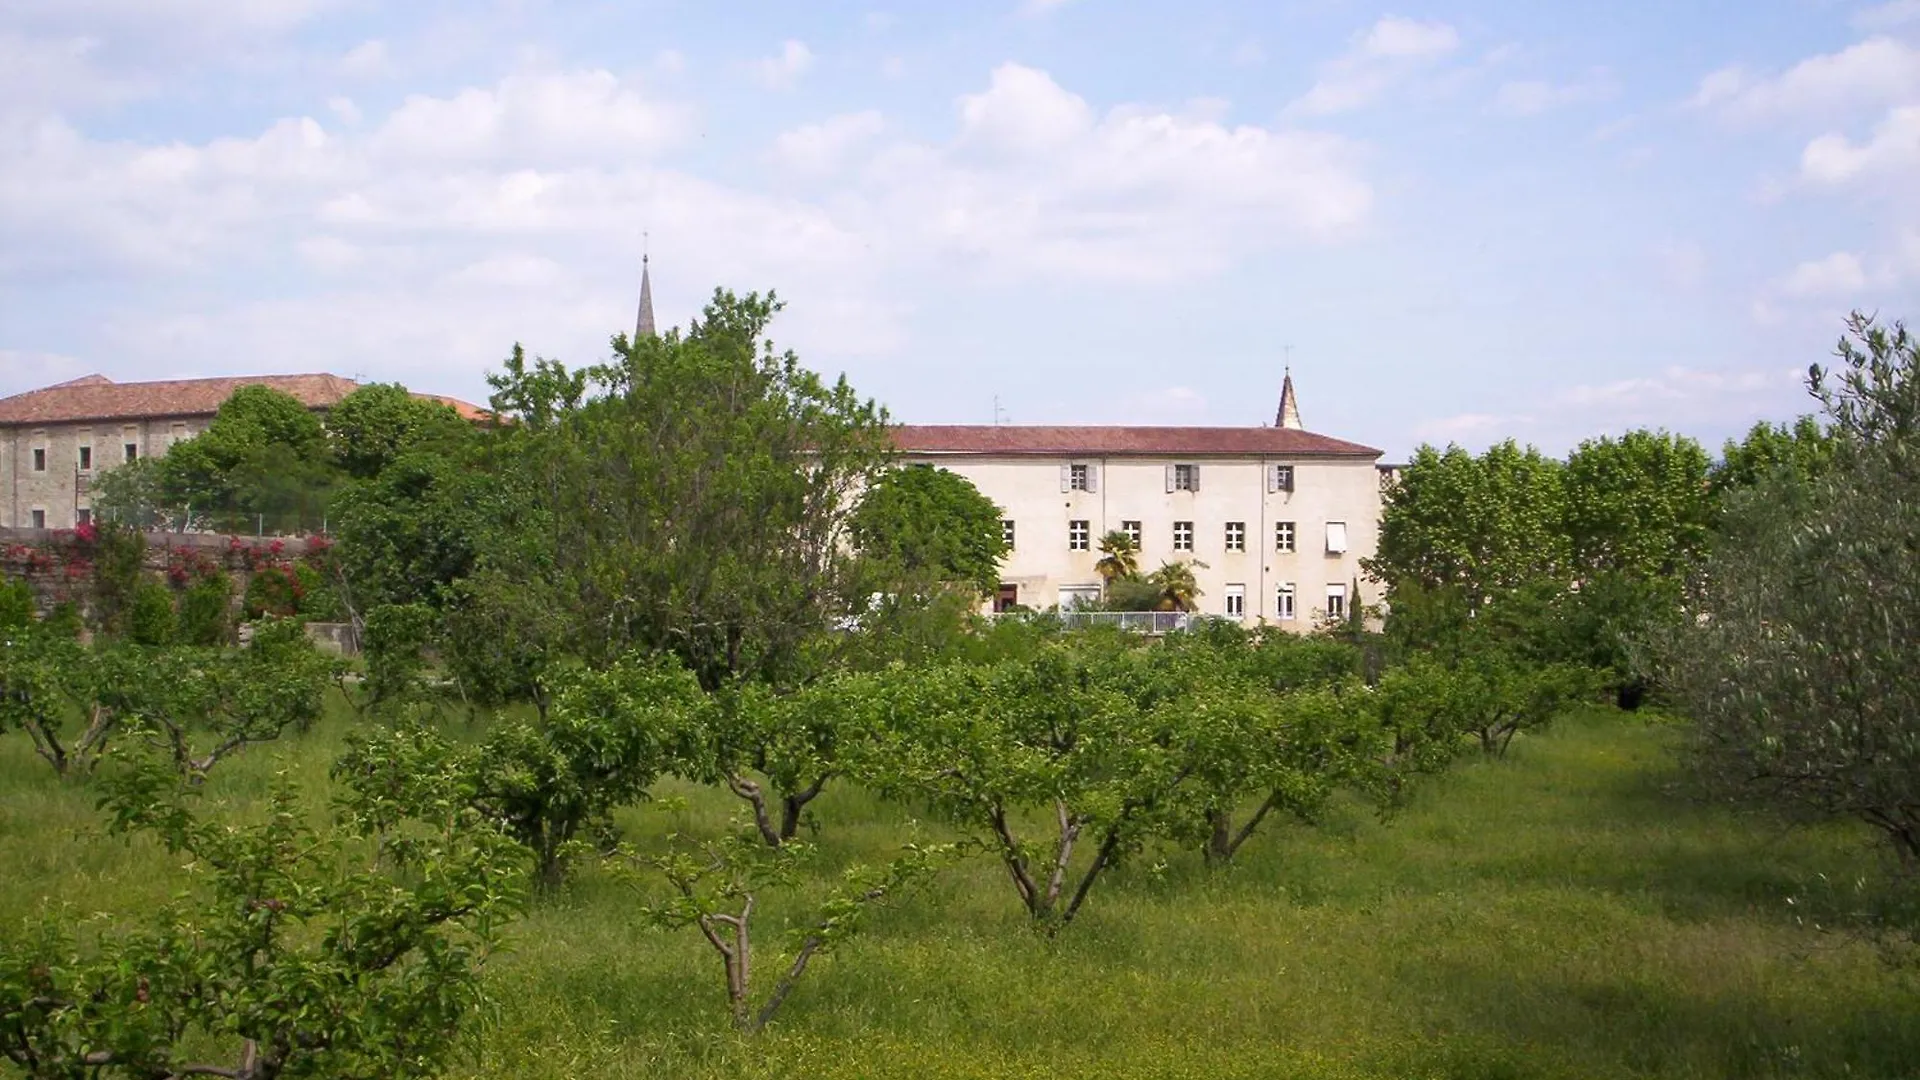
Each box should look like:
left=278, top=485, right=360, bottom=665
left=412, top=393, right=492, bottom=423
left=0, top=374, right=487, bottom=427
left=892, top=425, right=1382, bottom=459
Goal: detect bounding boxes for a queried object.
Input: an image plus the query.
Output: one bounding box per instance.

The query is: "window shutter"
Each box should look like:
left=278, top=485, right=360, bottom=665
left=1267, top=465, right=1279, bottom=493
left=1060, top=464, right=1071, bottom=493
left=1165, top=464, right=1176, bottom=493
left=1190, top=465, right=1200, bottom=492
left=1086, top=465, right=1098, bottom=493
left=1326, top=521, right=1349, bottom=554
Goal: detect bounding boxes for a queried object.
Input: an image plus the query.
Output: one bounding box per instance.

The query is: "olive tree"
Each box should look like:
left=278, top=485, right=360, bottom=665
left=1660, top=314, right=1920, bottom=866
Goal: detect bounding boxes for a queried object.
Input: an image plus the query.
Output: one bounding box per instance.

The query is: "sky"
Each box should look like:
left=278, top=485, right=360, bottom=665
left=2, top=0, right=1917, bottom=460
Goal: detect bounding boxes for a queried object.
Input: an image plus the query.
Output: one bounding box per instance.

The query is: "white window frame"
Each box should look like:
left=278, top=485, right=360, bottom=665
left=1172, top=521, right=1193, bottom=551
left=1121, top=520, right=1142, bottom=546
left=1277, top=583, right=1296, bottom=621
left=1068, top=519, right=1090, bottom=551
left=1224, top=584, right=1246, bottom=619
left=1224, top=521, right=1245, bottom=552
left=1275, top=521, right=1296, bottom=553
left=1002, top=519, right=1016, bottom=550
left=1059, top=584, right=1102, bottom=610
left=1326, top=521, right=1349, bottom=555
left=1061, top=462, right=1098, bottom=493
left=1326, top=583, right=1348, bottom=620
left=1167, top=463, right=1200, bottom=492
left=1268, top=464, right=1295, bottom=493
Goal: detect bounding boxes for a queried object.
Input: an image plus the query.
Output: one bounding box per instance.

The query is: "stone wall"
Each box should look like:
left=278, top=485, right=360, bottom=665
left=0, top=526, right=327, bottom=621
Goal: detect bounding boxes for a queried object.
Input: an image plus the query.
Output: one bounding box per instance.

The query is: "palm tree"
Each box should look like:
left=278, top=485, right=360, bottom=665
left=1094, top=530, right=1140, bottom=584
left=1147, top=559, right=1207, bottom=612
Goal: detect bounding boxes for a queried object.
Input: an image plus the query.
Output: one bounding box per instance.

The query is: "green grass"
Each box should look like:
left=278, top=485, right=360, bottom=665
left=4, top=706, right=1917, bottom=1079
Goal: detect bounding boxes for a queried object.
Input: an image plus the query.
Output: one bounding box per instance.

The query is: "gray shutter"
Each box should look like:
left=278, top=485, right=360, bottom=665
left=1267, top=464, right=1279, bottom=493
left=1086, top=464, right=1099, bottom=493
left=1164, top=464, right=1176, bottom=493
left=1190, top=464, right=1200, bottom=492
left=1060, top=464, right=1071, bottom=493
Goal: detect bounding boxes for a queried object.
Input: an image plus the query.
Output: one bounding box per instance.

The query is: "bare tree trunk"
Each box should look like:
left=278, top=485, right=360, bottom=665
left=778, top=775, right=830, bottom=841
left=726, top=774, right=783, bottom=847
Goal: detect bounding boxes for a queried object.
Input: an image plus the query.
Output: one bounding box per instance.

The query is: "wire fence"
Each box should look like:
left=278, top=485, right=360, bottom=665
left=93, top=505, right=330, bottom=538
left=994, top=610, right=1218, bottom=634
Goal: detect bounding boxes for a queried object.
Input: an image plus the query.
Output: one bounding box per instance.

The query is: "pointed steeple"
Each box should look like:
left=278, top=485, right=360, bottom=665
left=634, top=251, right=656, bottom=341
left=1276, top=367, right=1303, bottom=430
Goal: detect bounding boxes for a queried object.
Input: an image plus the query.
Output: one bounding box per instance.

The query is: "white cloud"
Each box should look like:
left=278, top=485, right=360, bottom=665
left=752, top=39, right=815, bottom=90
left=0, top=350, right=91, bottom=398
left=1288, top=16, right=1461, bottom=116
left=370, top=71, right=692, bottom=165
left=770, top=110, right=886, bottom=173
left=338, top=38, right=388, bottom=78
left=1360, top=16, right=1459, bottom=59
left=1852, top=0, right=1920, bottom=30
left=1492, top=71, right=1617, bottom=116
left=1780, top=251, right=1870, bottom=297
left=1688, top=36, right=1920, bottom=122
left=1800, top=104, right=1920, bottom=184
left=958, top=62, right=1094, bottom=153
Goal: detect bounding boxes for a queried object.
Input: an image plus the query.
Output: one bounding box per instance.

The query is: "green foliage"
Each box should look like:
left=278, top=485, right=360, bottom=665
left=328, top=382, right=473, bottom=480
left=87, top=522, right=147, bottom=637
left=124, top=577, right=175, bottom=647
left=1661, top=313, right=1920, bottom=876
left=338, top=653, right=711, bottom=886
left=88, top=455, right=167, bottom=528
left=1710, top=415, right=1833, bottom=498
left=439, top=567, right=567, bottom=714
left=1562, top=430, right=1713, bottom=581
left=1367, top=440, right=1568, bottom=604
left=850, top=466, right=1006, bottom=597
left=1093, top=530, right=1140, bottom=585
left=0, top=616, right=333, bottom=779
left=0, top=579, right=32, bottom=629
left=613, top=825, right=956, bottom=1032
left=0, top=751, right=525, bottom=1080
left=360, top=602, right=439, bottom=709
left=330, top=449, right=518, bottom=612
left=1144, top=559, right=1205, bottom=612
left=704, top=672, right=884, bottom=846
left=482, top=290, right=895, bottom=690
left=41, top=602, right=82, bottom=640
left=175, top=571, right=232, bottom=646
left=159, top=385, right=335, bottom=531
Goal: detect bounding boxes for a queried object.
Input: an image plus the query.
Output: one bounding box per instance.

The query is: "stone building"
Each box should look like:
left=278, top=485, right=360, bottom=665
left=894, top=375, right=1386, bottom=629
left=0, top=373, right=483, bottom=529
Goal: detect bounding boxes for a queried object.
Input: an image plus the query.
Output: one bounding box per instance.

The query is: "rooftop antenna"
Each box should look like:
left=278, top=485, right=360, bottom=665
left=993, top=395, right=1009, bottom=425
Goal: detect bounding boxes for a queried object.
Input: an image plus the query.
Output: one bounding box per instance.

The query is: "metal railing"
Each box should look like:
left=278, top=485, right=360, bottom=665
left=995, top=610, right=1214, bottom=633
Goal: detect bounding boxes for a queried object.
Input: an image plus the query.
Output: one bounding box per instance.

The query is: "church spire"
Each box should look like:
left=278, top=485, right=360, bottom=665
left=1276, top=367, right=1303, bottom=430
left=634, top=247, right=656, bottom=341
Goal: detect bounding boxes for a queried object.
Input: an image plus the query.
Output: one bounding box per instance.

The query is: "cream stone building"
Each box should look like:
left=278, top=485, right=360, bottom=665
left=0, top=373, right=482, bottom=530
left=894, top=376, right=1385, bottom=629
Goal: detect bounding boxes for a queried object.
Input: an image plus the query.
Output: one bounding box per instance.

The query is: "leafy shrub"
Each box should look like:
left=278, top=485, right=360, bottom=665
left=242, top=565, right=300, bottom=619
left=125, top=577, right=176, bottom=646
left=0, top=578, right=31, bottom=628
left=176, top=571, right=232, bottom=646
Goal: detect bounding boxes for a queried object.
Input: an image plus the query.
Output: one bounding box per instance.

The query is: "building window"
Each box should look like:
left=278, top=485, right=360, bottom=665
left=1277, top=583, right=1296, bottom=621
left=124, top=442, right=139, bottom=463
left=1275, top=521, right=1296, bottom=553
left=1061, top=462, right=1098, bottom=493
left=1069, top=520, right=1090, bottom=551
left=995, top=584, right=1019, bottom=613
left=1122, top=520, right=1141, bottom=546
left=1002, top=519, right=1016, bottom=550
left=32, top=448, right=46, bottom=472
left=76, top=508, right=92, bottom=527
left=1224, top=521, right=1245, bottom=552
left=78, top=445, right=92, bottom=472
left=1326, top=521, right=1349, bottom=555
left=168, top=421, right=189, bottom=447
left=30, top=509, right=46, bottom=529
left=1059, top=584, right=1101, bottom=609
left=1224, top=584, right=1245, bottom=619
left=1326, top=583, right=1348, bottom=620
left=1168, top=463, right=1200, bottom=492
left=1173, top=521, right=1193, bottom=551
left=1270, top=464, right=1295, bottom=493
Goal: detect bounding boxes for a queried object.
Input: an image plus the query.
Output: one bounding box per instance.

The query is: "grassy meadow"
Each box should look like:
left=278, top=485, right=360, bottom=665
left=3, top=703, right=1916, bottom=1079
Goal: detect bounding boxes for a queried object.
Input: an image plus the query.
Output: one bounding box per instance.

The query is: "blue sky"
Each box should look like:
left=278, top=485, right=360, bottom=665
left=3, top=0, right=1917, bottom=458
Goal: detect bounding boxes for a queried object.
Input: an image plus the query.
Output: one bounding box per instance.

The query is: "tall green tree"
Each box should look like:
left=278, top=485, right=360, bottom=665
left=1562, top=430, right=1713, bottom=582
left=1709, top=415, right=1834, bottom=499
left=485, top=290, right=895, bottom=691
left=1366, top=440, right=1568, bottom=608
left=1093, top=530, right=1140, bottom=585
left=1660, top=314, right=1920, bottom=871
left=159, top=385, right=335, bottom=530
left=849, top=465, right=1006, bottom=597
left=326, top=383, right=474, bottom=480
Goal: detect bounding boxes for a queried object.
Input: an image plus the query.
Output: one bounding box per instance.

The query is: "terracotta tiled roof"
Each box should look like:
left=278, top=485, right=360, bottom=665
left=0, top=374, right=363, bottom=426
left=412, top=393, right=492, bottom=423
left=892, top=425, right=1382, bottom=459
left=0, top=374, right=491, bottom=427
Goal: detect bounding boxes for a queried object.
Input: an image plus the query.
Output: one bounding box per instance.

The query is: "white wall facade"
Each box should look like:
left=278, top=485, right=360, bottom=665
left=902, top=452, right=1383, bottom=629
